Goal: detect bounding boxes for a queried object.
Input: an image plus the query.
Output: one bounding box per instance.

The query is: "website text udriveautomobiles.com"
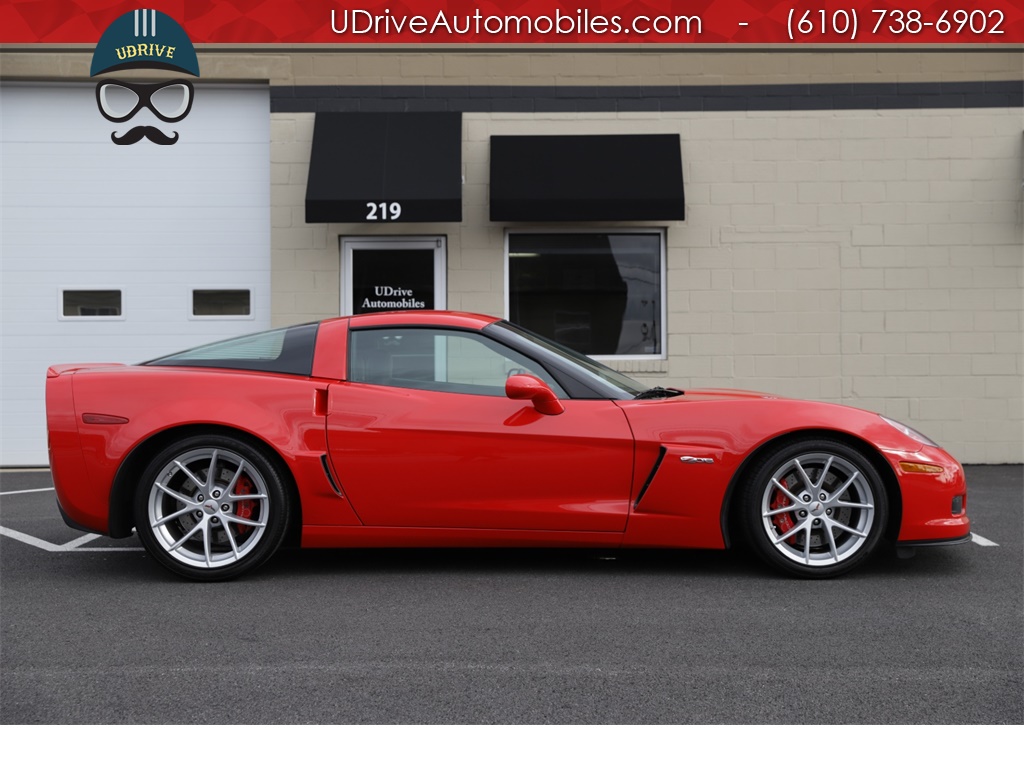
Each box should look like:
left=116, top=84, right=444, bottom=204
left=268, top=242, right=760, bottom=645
left=330, top=8, right=704, bottom=38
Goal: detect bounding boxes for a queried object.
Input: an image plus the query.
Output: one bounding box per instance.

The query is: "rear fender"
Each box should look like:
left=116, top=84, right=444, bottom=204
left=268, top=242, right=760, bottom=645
left=47, top=368, right=109, bottom=535
left=60, top=368, right=361, bottom=538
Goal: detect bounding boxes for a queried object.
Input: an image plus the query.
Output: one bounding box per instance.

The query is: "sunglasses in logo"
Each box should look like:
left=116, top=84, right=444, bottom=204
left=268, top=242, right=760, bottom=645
left=96, top=80, right=195, bottom=123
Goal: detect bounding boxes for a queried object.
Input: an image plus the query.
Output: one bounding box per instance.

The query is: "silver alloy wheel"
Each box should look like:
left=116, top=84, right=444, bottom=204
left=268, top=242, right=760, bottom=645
left=147, top=447, right=270, bottom=569
left=759, top=452, right=875, bottom=567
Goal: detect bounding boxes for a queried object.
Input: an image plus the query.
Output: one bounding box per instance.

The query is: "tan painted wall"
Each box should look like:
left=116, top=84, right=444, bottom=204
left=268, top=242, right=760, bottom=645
left=271, top=107, right=1022, bottom=464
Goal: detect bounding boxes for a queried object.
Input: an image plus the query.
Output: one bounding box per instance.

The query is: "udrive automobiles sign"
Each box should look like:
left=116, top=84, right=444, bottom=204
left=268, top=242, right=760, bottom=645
left=2, top=0, right=1023, bottom=44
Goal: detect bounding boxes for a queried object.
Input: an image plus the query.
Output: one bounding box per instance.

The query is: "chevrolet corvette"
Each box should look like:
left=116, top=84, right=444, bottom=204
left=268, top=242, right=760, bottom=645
left=46, top=311, right=970, bottom=580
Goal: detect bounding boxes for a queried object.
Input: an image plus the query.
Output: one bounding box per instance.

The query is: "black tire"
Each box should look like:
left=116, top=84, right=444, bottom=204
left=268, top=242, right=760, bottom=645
left=134, top=434, right=292, bottom=581
left=739, top=439, right=888, bottom=578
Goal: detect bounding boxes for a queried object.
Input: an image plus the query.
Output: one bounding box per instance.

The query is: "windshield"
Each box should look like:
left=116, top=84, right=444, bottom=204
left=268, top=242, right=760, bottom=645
left=490, top=320, right=647, bottom=399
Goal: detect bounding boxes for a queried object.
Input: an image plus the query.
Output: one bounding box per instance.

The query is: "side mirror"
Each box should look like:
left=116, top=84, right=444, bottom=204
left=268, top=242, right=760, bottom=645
left=505, top=374, right=564, bottom=416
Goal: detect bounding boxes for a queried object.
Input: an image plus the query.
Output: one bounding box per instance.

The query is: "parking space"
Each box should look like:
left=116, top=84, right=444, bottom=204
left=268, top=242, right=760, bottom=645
left=0, top=465, right=1020, bottom=725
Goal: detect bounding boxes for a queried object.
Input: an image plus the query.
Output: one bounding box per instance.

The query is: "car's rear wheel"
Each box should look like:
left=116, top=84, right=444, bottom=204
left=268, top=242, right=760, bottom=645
left=740, top=439, right=888, bottom=578
left=134, top=435, right=291, bottom=581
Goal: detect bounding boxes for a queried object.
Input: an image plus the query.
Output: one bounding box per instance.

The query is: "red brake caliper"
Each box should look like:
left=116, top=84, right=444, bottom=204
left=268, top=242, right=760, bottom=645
left=234, top=476, right=255, bottom=536
left=770, top=478, right=797, bottom=544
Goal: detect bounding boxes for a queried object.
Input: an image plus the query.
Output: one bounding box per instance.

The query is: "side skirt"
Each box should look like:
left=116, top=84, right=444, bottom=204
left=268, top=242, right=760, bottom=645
left=301, top=525, right=624, bottom=549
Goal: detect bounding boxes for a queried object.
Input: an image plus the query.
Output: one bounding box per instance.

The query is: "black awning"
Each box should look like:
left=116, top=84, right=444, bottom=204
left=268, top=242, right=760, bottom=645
left=305, top=112, right=462, bottom=223
left=489, top=134, right=684, bottom=222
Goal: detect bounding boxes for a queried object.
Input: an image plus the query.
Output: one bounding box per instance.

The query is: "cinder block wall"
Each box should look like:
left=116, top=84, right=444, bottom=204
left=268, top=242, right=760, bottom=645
left=271, top=104, right=1021, bottom=464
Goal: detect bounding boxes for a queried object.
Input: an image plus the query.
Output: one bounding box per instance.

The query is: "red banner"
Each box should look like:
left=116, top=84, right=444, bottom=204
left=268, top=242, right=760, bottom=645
left=2, top=0, right=1023, bottom=43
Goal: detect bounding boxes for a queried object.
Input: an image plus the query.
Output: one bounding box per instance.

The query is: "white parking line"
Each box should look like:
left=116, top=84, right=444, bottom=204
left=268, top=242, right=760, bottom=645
left=0, top=486, right=55, bottom=496
left=972, top=533, right=999, bottom=547
left=0, top=486, right=143, bottom=551
left=0, top=526, right=142, bottom=552
left=0, top=526, right=64, bottom=551
left=65, top=533, right=102, bottom=548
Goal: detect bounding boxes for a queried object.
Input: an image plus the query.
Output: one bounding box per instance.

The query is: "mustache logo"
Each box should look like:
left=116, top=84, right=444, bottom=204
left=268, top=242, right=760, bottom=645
left=110, top=126, right=180, bottom=145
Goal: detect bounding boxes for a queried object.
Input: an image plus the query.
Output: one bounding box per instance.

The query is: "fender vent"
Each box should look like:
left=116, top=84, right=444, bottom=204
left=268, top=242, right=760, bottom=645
left=634, top=446, right=667, bottom=508
left=320, top=454, right=344, bottom=497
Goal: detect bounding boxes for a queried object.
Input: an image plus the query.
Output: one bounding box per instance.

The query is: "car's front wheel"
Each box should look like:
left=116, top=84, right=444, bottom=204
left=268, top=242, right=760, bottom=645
left=740, top=439, right=888, bottom=578
left=134, top=435, right=292, bottom=581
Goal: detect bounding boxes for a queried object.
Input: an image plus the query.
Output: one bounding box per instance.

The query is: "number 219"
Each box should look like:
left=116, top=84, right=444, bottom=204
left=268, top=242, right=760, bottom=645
left=366, top=202, right=402, bottom=220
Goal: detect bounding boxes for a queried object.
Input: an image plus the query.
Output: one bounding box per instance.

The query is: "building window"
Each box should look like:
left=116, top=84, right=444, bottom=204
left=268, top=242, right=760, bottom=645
left=62, top=289, right=122, bottom=317
left=191, top=289, right=252, bottom=317
left=507, top=232, right=665, bottom=358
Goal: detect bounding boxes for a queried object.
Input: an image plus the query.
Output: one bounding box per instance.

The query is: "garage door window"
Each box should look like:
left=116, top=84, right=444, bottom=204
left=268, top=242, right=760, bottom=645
left=191, top=289, right=252, bottom=318
left=61, top=289, right=122, bottom=318
left=507, top=232, right=665, bottom=359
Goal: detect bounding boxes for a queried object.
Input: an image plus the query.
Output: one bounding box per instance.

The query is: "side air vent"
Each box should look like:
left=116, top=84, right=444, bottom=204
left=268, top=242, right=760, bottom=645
left=634, top=447, right=667, bottom=508
left=320, top=454, right=344, bottom=497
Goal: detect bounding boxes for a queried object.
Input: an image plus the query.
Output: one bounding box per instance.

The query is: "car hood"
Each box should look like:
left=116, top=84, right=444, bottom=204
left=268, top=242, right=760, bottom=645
left=618, top=387, right=903, bottom=453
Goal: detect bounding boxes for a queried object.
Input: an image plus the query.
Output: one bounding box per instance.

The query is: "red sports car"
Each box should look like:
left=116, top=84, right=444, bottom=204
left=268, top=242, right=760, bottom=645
left=46, top=311, right=970, bottom=581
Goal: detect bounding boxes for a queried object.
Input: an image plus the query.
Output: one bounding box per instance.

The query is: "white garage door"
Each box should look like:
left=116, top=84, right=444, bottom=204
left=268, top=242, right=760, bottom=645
left=1, top=83, right=271, bottom=466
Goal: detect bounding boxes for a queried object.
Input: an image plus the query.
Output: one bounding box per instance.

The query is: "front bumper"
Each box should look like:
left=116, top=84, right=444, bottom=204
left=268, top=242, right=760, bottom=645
left=898, top=533, right=973, bottom=548
left=888, top=445, right=970, bottom=543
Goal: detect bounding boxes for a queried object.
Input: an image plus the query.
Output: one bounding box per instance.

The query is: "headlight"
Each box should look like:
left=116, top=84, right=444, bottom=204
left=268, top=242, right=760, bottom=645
left=881, top=416, right=939, bottom=448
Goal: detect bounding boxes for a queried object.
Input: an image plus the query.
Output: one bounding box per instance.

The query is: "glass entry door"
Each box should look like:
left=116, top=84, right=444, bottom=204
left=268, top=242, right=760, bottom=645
left=341, top=237, right=446, bottom=315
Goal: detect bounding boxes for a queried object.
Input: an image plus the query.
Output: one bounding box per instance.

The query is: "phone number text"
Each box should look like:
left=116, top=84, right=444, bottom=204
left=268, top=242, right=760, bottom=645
left=787, top=8, right=1006, bottom=41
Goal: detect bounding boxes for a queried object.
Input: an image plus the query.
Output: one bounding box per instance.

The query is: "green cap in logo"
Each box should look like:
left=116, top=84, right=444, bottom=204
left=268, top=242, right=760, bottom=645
left=90, top=9, right=200, bottom=77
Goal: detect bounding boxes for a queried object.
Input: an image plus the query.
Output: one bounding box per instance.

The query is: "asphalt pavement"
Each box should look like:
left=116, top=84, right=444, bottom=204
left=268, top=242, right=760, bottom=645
left=1, top=465, right=1020, bottom=725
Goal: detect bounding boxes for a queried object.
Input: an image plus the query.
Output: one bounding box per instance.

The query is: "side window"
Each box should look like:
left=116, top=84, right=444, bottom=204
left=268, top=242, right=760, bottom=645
left=349, top=328, right=566, bottom=397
